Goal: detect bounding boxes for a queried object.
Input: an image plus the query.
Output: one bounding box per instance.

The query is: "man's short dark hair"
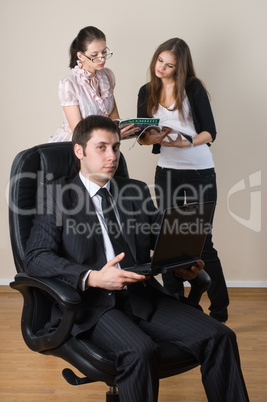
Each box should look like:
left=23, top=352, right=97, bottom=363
left=72, top=115, right=121, bottom=173
left=72, top=115, right=121, bottom=154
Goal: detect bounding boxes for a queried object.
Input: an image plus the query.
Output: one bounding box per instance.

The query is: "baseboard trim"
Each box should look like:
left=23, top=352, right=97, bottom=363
left=184, top=281, right=267, bottom=288
left=225, top=281, right=267, bottom=288
left=1, top=278, right=267, bottom=288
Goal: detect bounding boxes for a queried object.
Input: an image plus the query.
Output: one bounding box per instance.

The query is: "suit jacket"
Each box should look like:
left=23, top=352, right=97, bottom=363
left=24, top=173, right=166, bottom=336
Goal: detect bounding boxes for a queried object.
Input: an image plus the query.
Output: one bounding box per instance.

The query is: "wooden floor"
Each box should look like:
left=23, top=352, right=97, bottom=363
left=1, top=286, right=267, bottom=401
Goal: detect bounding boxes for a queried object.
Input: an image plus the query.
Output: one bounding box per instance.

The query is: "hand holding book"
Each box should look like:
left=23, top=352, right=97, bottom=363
left=137, top=126, right=172, bottom=145
left=160, top=132, right=194, bottom=148
left=113, top=118, right=160, bottom=138
left=136, top=127, right=193, bottom=149
left=119, top=123, right=140, bottom=139
left=112, top=118, right=193, bottom=149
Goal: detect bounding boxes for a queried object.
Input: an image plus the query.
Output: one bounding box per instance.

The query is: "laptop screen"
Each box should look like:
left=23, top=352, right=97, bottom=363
left=151, top=202, right=215, bottom=268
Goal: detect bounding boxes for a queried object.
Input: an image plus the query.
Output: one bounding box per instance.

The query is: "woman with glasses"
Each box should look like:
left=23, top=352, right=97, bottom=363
left=49, top=26, right=138, bottom=142
left=137, top=38, right=229, bottom=323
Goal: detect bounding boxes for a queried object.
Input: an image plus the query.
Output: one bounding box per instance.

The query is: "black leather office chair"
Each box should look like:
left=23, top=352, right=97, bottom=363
left=9, top=142, right=210, bottom=401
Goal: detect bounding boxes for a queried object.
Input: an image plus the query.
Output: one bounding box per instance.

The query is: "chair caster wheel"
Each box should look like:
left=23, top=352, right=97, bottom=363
left=106, top=386, right=120, bottom=401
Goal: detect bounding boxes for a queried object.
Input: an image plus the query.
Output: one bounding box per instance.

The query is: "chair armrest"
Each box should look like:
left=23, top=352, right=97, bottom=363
left=10, top=273, right=81, bottom=352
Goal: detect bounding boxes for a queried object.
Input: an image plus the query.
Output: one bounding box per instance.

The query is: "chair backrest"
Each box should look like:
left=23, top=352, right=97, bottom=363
left=9, top=142, right=129, bottom=274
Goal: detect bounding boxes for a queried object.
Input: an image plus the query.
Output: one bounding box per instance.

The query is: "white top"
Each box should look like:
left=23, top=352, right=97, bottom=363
left=153, top=96, right=214, bottom=170
left=49, top=61, right=116, bottom=142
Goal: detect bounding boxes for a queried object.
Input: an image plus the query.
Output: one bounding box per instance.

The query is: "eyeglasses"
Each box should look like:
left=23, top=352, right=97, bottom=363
left=80, top=48, right=113, bottom=63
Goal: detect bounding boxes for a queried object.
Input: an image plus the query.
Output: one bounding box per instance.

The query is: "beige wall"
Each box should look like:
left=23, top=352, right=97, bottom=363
left=1, top=0, right=266, bottom=285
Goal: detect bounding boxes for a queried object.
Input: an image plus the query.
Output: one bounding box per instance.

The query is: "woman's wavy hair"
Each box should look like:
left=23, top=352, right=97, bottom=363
left=147, top=38, right=206, bottom=120
left=69, top=26, right=106, bottom=68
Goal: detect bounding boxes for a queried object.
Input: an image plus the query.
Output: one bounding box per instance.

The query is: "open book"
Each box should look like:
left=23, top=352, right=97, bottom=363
left=114, top=118, right=193, bottom=144
left=128, top=124, right=193, bottom=150
left=113, top=118, right=160, bottom=137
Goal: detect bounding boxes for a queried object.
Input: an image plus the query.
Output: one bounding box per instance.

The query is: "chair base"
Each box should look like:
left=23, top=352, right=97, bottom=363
left=106, top=386, right=120, bottom=401
left=62, top=368, right=95, bottom=385
left=63, top=368, right=120, bottom=400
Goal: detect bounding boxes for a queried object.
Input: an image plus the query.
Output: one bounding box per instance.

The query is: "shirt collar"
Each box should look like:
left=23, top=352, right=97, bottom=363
left=79, top=172, right=111, bottom=197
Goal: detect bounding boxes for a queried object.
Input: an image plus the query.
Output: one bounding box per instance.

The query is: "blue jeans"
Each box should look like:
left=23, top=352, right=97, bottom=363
left=155, top=166, right=229, bottom=322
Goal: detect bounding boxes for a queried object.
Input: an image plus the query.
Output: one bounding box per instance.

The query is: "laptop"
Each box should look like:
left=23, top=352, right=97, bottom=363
left=124, top=201, right=215, bottom=276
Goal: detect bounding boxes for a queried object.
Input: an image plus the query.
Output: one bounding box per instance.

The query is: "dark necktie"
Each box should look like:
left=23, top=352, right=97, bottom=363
left=97, top=187, right=152, bottom=319
left=97, top=187, right=135, bottom=267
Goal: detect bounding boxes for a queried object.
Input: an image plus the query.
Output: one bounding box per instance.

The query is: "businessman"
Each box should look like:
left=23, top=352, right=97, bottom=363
left=24, top=115, right=249, bottom=402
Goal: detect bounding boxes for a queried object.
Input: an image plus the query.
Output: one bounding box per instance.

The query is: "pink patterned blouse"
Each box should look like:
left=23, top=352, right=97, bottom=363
left=49, top=61, right=116, bottom=142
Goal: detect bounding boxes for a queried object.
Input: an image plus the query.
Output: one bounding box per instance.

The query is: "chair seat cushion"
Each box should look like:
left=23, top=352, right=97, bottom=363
left=44, top=336, right=198, bottom=384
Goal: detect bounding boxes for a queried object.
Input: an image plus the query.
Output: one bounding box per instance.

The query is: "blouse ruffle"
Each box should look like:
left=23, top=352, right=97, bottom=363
left=72, top=61, right=112, bottom=114
left=51, top=62, right=116, bottom=142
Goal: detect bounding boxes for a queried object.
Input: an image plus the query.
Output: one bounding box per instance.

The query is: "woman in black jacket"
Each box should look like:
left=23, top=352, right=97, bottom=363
left=137, top=38, right=229, bottom=322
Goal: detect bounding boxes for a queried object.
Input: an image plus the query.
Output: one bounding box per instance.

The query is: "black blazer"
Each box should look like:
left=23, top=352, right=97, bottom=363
left=137, top=79, right=217, bottom=154
left=23, top=173, right=165, bottom=336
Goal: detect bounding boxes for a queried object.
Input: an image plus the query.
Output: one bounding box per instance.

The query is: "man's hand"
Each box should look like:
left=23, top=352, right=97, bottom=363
left=175, top=259, right=204, bottom=281
left=87, top=253, right=149, bottom=290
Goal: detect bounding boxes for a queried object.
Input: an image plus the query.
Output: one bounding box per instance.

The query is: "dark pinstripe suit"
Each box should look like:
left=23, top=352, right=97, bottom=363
left=24, top=174, right=249, bottom=402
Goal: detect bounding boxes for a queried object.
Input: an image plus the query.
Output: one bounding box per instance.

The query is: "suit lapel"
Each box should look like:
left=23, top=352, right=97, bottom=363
left=70, top=175, right=106, bottom=253
left=110, top=178, right=137, bottom=261
left=70, top=175, right=138, bottom=263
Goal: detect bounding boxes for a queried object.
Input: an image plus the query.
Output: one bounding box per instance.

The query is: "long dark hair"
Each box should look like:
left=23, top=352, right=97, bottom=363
left=147, top=38, right=206, bottom=120
left=69, top=26, right=106, bottom=68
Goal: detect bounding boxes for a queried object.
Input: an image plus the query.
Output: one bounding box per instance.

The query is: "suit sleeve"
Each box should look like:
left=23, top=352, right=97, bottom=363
left=23, top=183, right=89, bottom=289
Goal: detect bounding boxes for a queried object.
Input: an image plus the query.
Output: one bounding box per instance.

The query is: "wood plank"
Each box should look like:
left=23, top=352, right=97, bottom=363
left=1, top=287, right=266, bottom=401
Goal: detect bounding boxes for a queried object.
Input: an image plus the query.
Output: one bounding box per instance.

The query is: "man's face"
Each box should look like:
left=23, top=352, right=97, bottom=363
left=74, top=129, right=121, bottom=186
